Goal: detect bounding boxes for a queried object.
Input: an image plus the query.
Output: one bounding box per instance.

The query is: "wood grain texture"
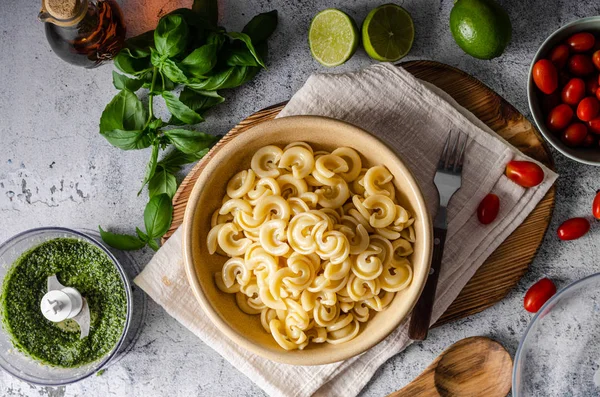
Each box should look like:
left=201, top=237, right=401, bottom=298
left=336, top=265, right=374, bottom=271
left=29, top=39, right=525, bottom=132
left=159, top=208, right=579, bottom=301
left=387, top=337, right=513, bottom=397
left=163, top=60, right=555, bottom=327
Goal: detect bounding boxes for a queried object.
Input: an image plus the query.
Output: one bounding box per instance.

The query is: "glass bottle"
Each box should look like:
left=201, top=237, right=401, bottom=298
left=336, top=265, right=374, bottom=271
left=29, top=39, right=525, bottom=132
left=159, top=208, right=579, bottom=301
left=39, top=0, right=126, bottom=68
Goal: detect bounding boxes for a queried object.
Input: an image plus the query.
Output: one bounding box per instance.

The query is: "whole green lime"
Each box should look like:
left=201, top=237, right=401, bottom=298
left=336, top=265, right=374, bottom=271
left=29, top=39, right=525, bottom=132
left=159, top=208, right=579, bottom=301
left=449, top=0, right=512, bottom=60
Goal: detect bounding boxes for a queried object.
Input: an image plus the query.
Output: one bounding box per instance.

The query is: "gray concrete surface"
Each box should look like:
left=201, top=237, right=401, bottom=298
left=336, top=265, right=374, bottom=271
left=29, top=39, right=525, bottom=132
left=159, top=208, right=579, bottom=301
left=1, top=0, right=599, bottom=396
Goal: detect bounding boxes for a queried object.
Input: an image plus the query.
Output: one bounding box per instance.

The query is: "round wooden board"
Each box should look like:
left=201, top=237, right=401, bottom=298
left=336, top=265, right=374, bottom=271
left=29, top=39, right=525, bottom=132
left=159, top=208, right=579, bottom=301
left=163, top=60, right=555, bottom=327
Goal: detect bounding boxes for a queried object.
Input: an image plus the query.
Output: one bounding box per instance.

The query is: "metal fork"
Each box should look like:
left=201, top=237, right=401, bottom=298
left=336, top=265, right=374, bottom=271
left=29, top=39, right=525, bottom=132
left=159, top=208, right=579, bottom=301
left=408, top=132, right=467, bottom=341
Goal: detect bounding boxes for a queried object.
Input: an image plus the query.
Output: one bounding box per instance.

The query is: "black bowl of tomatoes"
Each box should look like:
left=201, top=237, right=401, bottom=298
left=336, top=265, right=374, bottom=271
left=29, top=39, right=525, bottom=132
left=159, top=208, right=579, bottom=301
left=528, top=16, right=600, bottom=165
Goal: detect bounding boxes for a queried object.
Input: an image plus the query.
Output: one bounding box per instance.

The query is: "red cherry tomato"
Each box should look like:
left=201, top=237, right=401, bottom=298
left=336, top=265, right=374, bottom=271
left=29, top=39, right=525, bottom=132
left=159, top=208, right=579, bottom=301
left=547, top=103, right=573, bottom=131
left=589, top=118, right=600, bottom=134
left=561, top=78, right=586, bottom=105
left=593, top=191, right=600, bottom=220
left=549, top=44, right=570, bottom=69
left=524, top=278, right=557, bottom=313
left=586, top=76, right=599, bottom=96
left=561, top=123, right=588, bottom=147
left=569, top=54, right=595, bottom=76
left=567, top=32, right=596, bottom=52
left=592, top=50, right=600, bottom=70
left=533, top=59, right=558, bottom=94
left=557, top=217, right=590, bottom=241
left=582, top=133, right=595, bottom=147
left=505, top=160, right=545, bottom=188
left=577, top=97, right=600, bottom=121
left=597, top=88, right=600, bottom=101
left=477, top=193, right=500, bottom=225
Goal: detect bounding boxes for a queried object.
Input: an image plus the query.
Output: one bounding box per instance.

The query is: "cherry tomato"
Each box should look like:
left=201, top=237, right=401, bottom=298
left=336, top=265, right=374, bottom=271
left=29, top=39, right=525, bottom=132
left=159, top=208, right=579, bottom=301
left=593, top=191, right=600, bottom=220
left=505, top=160, right=545, bottom=188
left=561, top=78, right=586, bottom=105
left=533, top=59, right=558, bottom=94
left=593, top=50, right=600, bottom=70
left=567, top=32, right=596, bottom=52
left=582, top=133, right=595, bottom=147
left=597, top=87, right=600, bottom=101
left=541, top=92, right=561, bottom=113
left=547, top=103, right=573, bottom=131
left=577, top=97, right=600, bottom=121
left=477, top=193, right=500, bottom=225
left=524, top=278, right=557, bottom=313
left=561, top=123, right=588, bottom=147
left=557, top=217, right=590, bottom=241
left=589, top=118, right=600, bottom=135
left=549, top=44, right=570, bottom=69
left=569, top=54, right=595, bottom=76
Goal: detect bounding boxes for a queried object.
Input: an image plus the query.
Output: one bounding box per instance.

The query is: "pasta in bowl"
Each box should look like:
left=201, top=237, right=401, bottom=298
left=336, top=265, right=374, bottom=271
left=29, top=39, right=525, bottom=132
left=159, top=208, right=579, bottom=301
left=183, top=116, right=432, bottom=365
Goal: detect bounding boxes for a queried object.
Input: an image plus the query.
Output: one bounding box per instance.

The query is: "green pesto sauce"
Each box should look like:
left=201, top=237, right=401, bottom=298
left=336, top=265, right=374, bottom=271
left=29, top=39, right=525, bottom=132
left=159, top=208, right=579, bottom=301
left=0, top=238, right=127, bottom=367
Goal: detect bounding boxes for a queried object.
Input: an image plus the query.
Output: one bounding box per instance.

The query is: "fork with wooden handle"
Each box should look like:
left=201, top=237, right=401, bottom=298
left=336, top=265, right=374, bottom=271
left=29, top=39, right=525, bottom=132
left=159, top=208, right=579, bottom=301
left=408, top=132, right=467, bottom=341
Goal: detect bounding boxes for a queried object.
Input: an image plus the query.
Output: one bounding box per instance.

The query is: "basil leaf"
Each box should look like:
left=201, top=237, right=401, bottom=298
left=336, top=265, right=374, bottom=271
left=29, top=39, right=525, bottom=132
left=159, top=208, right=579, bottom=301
left=181, top=44, right=218, bottom=77
left=100, top=90, right=147, bottom=133
left=101, top=129, right=152, bottom=150
left=164, top=129, right=218, bottom=154
left=206, top=32, right=226, bottom=50
left=186, top=66, right=259, bottom=91
left=150, top=47, right=165, bottom=68
left=162, top=91, right=203, bottom=125
left=149, top=168, right=177, bottom=198
left=112, top=71, right=144, bottom=92
left=144, top=194, right=173, bottom=239
left=158, top=148, right=210, bottom=172
left=192, top=0, right=218, bottom=25
left=99, top=226, right=146, bottom=250
left=139, top=143, right=160, bottom=194
left=242, top=10, right=278, bottom=44
left=147, top=239, right=160, bottom=251
left=154, top=15, right=189, bottom=57
left=148, top=118, right=164, bottom=132
left=225, top=47, right=260, bottom=67
left=180, top=88, right=225, bottom=113
left=226, top=32, right=265, bottom=68
left=136, top=227, right=149, bottom=242
left=159, top=58, right=188, bottom=84
left=114, top=51, right=152, bottom=76
left=124, top=30, right=155, bottom=58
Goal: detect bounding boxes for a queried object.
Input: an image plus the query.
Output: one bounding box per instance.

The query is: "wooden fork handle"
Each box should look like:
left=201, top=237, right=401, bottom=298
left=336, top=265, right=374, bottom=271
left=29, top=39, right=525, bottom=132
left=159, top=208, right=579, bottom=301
left=408, top=227, right=447, bottom=341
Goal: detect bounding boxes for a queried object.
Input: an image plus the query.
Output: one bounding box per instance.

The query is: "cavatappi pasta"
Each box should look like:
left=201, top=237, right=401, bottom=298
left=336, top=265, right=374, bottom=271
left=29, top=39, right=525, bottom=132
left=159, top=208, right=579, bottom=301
left=208, top=142, right=416, bottom=350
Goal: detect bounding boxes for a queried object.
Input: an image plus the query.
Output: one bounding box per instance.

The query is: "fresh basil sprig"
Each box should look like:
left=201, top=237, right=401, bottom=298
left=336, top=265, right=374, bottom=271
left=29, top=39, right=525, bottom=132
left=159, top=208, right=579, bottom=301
left=98, top=1, right=278, bottom=251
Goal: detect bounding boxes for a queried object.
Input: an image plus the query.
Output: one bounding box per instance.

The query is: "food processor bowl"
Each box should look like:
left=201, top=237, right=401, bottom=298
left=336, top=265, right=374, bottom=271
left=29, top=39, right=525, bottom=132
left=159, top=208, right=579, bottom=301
left=0, top=227, right=142, bottom=386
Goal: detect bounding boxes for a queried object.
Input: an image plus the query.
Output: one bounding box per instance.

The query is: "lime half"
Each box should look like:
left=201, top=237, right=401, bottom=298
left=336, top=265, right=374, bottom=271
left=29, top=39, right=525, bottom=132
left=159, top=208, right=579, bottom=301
left=362, top=4, right=414, bottom=62
left=309, top=9, right=359, bottom=67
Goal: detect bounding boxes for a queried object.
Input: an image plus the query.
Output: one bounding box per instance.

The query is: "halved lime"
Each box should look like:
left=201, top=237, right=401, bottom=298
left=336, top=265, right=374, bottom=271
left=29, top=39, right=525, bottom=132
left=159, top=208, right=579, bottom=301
left=309, top=9, right=359, bottom=67
left=362, top=4, right=414, bottom=62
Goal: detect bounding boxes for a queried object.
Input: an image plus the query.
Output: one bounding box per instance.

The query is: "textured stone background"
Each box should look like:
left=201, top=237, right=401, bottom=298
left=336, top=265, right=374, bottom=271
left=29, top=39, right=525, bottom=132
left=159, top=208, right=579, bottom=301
left=1, top=0, right=599, bottom=396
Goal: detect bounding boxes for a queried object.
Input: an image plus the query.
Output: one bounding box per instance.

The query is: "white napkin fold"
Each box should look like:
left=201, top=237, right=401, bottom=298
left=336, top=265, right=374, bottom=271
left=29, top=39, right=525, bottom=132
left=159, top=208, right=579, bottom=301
left=134, top=63, right=557, bottom=397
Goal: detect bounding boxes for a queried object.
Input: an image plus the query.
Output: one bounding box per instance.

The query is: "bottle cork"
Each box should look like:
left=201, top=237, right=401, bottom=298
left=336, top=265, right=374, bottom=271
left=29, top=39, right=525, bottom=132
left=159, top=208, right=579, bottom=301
left=45, top=0, right=80, bottom=20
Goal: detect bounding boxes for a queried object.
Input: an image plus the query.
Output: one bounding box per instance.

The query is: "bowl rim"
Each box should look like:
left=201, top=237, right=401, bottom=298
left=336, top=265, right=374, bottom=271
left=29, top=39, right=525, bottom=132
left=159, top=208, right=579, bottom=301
left=527, top=15, right=600, bottom=166
left=182, top=115, right=433, bottom=365
left=0, top=226, right=133, bottom=386
left=511, top=271, right=600, bottom=396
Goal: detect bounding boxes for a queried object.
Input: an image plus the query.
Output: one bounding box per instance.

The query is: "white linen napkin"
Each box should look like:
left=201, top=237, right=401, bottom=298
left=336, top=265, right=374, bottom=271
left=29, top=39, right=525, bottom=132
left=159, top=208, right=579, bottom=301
left=134, top=63, right=557, bottom=397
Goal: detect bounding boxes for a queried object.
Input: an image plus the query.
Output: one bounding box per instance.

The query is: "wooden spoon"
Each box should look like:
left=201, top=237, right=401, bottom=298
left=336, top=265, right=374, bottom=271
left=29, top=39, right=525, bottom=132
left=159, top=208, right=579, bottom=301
left=388, top=337, right=513, bottom=397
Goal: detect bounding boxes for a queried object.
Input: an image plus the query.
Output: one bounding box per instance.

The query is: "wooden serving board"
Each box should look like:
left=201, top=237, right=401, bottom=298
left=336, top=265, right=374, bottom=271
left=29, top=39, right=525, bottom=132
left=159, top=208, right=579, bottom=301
left=163, top=60, right=555, bottom=327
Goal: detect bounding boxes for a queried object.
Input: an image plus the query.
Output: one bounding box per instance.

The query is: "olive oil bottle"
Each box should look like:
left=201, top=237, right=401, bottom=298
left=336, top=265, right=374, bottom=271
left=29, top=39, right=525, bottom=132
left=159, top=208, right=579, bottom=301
left=39, top=0, right=126, bottom=68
